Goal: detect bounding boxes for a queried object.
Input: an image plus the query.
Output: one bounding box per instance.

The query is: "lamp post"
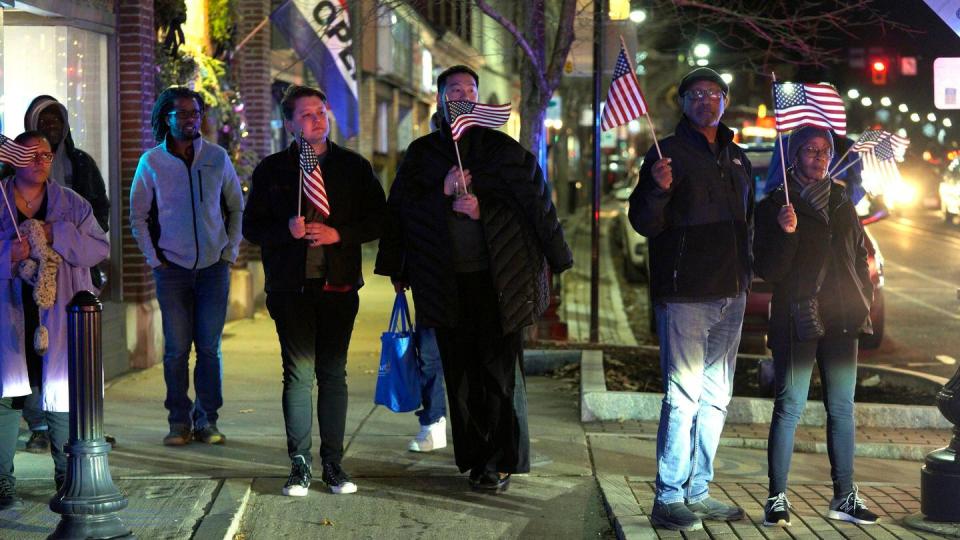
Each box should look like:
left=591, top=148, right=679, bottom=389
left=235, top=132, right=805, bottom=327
left=49, top=291, right=132, bottom=539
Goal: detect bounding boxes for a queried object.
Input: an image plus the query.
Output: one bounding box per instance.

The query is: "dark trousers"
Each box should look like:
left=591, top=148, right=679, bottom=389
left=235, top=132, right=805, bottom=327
left=435, top=271, right=528, bottom=474
left=266, top=284, right=359, bottom=466
left=767, top=336, right=858, bottom=497
left=1, top=397, right=68, bottom=486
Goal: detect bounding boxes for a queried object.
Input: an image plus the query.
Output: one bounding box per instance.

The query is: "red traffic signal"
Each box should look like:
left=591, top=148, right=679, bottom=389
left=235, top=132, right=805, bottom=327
left=870, top=57, right=888, bottom=85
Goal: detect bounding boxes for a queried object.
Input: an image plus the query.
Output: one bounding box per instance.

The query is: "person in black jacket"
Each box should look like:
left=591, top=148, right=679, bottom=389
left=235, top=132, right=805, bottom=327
left=754, top=126, right=877, bottom=527
left=243, top=85, right=386, bottom=498
left=375, top=65, right=573, bottom=493
left=628, top=67, right=753, bottom=531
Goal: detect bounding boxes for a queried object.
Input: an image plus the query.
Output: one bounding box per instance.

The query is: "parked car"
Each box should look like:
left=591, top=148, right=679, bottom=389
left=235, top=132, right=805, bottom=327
left=613, top=183, right=648, bottom=282
left=940, top=156, right=960, bottom=224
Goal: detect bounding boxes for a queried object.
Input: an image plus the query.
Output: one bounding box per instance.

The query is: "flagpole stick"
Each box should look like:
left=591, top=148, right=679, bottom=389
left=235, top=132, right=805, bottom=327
left=0, top=179, right=23, bottom=242
left=297, top=131, right=304, bottom=217
left=771, top=72, right=791, bottom=207
left=234, top=16, right=270, bottom=54
left=831, top=153, right=864, bottom=179
left=827, top=141, right=857, bottom=177
left=452, top=138, right=467, bottom=195
left=644, top=114, right=663, bottom=159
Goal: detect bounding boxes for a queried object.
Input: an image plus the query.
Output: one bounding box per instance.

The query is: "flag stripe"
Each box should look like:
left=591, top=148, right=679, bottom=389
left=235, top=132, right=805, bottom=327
left=0, top=135, right=37, bottom=167
left=299, top=134, right=330, bottom=217
left=447, top=101, right=512, bottom=141
left=773, top=82, right=847, bottom=136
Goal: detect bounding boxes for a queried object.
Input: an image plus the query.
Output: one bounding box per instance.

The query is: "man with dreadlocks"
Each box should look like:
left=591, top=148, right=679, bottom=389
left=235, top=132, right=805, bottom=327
left=129, top=87, right=245, bottom=448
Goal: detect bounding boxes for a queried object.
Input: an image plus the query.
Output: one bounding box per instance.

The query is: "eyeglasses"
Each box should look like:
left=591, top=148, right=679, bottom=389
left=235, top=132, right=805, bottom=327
left=684, top=88, right=726, bottom=101
left=31, top=152, right=55, bottom=163
left=169, top=110, right=202, bottom=120
left=801, top=146, right=833, bottom=159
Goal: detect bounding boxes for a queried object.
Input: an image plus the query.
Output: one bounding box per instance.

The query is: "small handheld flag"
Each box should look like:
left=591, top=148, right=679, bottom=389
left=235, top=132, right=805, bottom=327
left=601, top=44, right=648, bottom=131
left=850, top=130, right=886, bottom=153
left=299, top=134, right=330, bottom=218
left=444, top=100, right=511, bottom=142
left=773, top=82, right=847, bottom=136
left=0, top=134, right=38, bottom=168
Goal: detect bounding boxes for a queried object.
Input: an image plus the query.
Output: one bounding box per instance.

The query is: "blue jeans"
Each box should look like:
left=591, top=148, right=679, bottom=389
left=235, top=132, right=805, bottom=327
left=768, top=336, right=857, bottom=497
left=654, top=293, right=745, bottom=505
left=153, top=260, right=230, bottom=430
left=1, top=397, right=68, bottom=486
left=416, top=328, right=446, bottom=426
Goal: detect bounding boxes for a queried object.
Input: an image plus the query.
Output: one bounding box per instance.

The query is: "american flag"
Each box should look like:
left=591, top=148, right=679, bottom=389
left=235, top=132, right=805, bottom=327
left=773, top=82, right=847, bottom=136
left=0, top=134, right=38, bottom=167
left=299, top=133, right=330, bottom=218
left=601, top=45, right=648, bottom=131
left=445, top=100, right=512, bottom=141
left=850, top=130, right=886, bottom=153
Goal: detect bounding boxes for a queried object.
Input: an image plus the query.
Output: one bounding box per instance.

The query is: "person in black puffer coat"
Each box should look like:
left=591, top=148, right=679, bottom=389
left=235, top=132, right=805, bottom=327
left=754, top=126, right=877, bottom=528
left=375, top=65, right=573, bottom=493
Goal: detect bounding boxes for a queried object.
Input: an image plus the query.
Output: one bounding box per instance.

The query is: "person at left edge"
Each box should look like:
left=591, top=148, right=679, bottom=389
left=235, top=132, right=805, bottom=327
left=243, top=85, right=387, bottom=498
left=129, top=87, right=245, bottom=447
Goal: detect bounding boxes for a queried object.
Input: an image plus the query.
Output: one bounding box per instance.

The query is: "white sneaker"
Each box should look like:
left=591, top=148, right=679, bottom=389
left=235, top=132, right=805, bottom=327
left=408, top=417, right=447, bottom=452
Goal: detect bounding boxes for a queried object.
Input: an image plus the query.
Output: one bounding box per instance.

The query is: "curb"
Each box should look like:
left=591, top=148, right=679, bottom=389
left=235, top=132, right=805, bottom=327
left=193, top=478, right=252, bottom=540
left=579, top=349, right=953, bottom=431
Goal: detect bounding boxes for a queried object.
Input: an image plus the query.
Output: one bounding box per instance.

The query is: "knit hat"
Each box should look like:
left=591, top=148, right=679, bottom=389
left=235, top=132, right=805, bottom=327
left=786, top=126, right=834, bottom=166
left=677, top=67, right=729, bottom=97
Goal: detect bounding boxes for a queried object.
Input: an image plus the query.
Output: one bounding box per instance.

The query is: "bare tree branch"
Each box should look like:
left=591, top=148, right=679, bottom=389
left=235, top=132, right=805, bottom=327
left=473, top=0, right=548, bottom=92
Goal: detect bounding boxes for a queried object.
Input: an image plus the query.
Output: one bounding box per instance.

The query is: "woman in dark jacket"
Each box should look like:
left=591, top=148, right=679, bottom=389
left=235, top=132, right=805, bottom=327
left=754, top=126, right=877, bottom=528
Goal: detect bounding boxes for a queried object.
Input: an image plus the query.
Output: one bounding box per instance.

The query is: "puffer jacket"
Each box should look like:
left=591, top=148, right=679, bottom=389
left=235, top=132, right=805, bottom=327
left=753, top=180, right=873, bottom=347
left=629, top=118, right=754, bottom=302
left=375, top=124, right=573, bottom=335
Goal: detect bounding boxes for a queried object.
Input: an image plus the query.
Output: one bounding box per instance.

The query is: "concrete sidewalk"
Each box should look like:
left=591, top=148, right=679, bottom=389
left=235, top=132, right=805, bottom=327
left=2, top=250, right=613, bottom=539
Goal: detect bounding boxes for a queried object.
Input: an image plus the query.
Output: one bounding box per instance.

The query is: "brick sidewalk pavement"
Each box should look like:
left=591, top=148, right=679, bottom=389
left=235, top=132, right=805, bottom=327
left=625, top=480, right=933, bottom=540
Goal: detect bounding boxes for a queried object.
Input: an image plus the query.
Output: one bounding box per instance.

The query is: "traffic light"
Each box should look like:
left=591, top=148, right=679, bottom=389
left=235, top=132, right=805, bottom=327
left=870, top=57, right=888, bottom=85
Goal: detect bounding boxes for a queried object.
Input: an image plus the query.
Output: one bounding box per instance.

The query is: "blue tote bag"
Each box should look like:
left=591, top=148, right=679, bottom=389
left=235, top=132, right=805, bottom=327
left=375, top=292, right=422, bottom=413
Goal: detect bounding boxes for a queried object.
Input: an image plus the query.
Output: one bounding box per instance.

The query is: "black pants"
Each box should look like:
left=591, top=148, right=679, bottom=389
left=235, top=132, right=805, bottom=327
left=435, top=271, right=529, bottom=474
left=266, top=283, right=359, bottom=466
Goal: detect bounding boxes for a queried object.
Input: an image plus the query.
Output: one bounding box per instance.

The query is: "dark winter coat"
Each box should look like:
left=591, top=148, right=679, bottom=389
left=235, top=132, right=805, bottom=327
left=629, top=118, right=754, bottom=302
left=243, top=141, right=387, bottom=292
left=753, top=180, right=873, bottom=348
left=375, top=125, right=573, bottom=335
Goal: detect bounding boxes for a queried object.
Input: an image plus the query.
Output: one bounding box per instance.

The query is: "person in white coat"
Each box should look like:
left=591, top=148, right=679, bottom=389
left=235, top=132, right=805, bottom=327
left=0, top=131, right=109, bottom=510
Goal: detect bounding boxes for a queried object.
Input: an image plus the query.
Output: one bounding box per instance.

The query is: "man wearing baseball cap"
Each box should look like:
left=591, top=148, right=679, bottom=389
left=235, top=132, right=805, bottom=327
left=628, top=67, right=754, bottom=531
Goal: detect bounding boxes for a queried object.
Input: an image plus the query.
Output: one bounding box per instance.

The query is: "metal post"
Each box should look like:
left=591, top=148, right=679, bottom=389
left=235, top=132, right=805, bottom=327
left=589, top=0, right=604, bottom=343
left=920, top=364, right=960, bottom=521
left=49, top=291, right=132, bottom=539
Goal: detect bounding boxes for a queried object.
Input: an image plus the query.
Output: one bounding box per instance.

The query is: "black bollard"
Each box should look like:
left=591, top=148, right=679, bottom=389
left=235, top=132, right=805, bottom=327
left=48, top=291, right=132, bottom=539
left=920, top=364, right=960, bottom=522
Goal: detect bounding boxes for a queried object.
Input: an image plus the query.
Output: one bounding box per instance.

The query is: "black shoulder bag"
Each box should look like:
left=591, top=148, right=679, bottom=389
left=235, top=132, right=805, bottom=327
left=790, top=243, right=830, bottom=342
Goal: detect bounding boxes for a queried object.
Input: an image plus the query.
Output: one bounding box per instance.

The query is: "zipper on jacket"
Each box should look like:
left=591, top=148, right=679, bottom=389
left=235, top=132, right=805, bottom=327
left=731, top=220, right=741, bottom=293
left=185, top=163, right=200, bottom=270
left=672, top=231, right=686, bottom=292
left=198, top=169, right=204, bottom=203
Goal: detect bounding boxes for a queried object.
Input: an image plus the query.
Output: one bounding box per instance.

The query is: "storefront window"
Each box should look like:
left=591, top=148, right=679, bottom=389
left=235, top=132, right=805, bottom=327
left=1, top=24, right=110, bottom=201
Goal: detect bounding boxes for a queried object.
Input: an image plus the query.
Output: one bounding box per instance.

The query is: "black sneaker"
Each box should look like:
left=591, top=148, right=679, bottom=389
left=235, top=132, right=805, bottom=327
left=828, top=486, right=878, bottom=525
left=0, top=479, right=23, bottom=511
left=321, top=462, right=357, bottom=494
left=25, top=430, right=50, bottom=453
left=470, top=471, right=511, bottom=493
left=650, top=501, right=703, bottom=531
left=281, top=456, right=311, bottom=497
left=763, top=492, right=792, bottom=527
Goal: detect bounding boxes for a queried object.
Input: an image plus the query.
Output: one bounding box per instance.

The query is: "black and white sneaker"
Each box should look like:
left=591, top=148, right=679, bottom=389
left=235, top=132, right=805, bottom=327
left=763, top=492, right=792, bottom=527
left=322, top=462, right=357, bottom=494
left=281, top=456, right=311, bottom=497
left=828, top=486, right=878, bottom=525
